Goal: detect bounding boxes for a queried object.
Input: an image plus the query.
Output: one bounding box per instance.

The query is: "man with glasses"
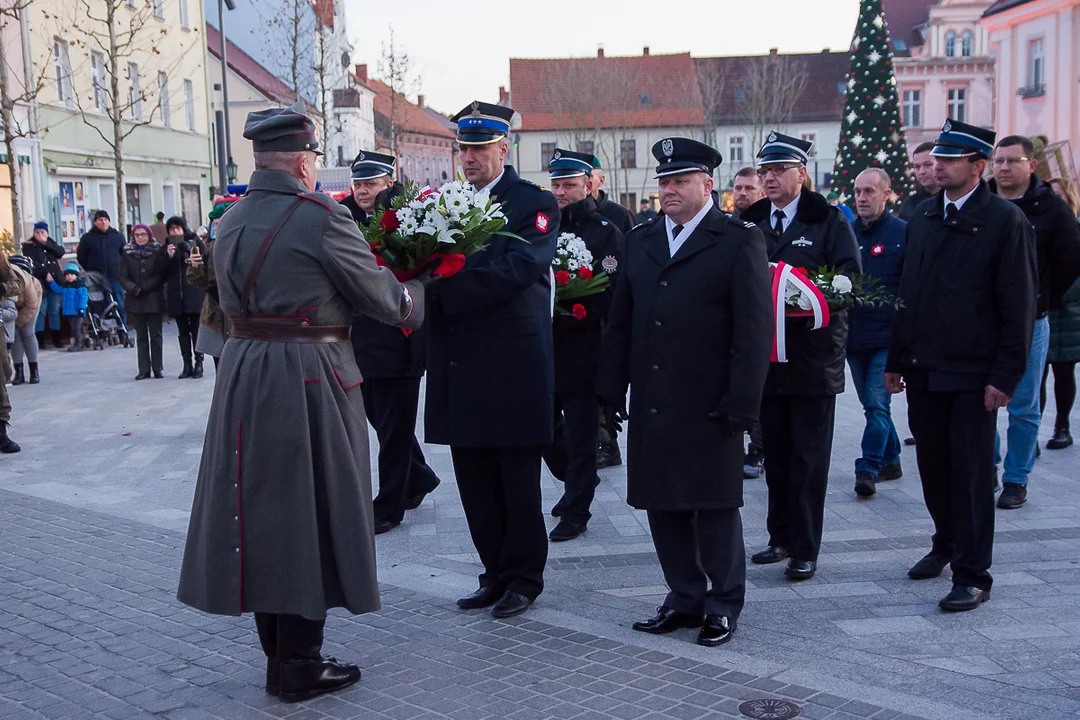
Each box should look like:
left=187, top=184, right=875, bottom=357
left=740, top=132, right=861, bottom=581
left=898, top=142, right=939, bottom=222
left=989, top=135, right=1080, bottom=509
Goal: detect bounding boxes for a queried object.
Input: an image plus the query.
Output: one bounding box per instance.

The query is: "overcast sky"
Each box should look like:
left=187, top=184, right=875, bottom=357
left=343, top=0, right=862, bottom=115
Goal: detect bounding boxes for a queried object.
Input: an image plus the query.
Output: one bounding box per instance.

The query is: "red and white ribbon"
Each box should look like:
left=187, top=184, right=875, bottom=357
left=770, top=261, right=830, bottom=363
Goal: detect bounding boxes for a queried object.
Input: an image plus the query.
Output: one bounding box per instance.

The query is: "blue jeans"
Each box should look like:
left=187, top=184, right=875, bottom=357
left=35, top=286, right=62, bottom=332
left=110, top=279, right=126, bottom=325
left=995, top=316, right=1050, bottom=486
left=847, top=348, right=901, bottom=474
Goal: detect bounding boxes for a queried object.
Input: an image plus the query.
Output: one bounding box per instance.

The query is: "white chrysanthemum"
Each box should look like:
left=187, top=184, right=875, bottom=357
left=797, top=292, right=814, bottom=311
left=831, top=275, right=853, bottom=294
left=399, top=216, right=419, bottom=235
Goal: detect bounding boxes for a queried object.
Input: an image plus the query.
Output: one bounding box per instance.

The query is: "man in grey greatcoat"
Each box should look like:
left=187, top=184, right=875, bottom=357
left=177, top=104, right=426, bottom=703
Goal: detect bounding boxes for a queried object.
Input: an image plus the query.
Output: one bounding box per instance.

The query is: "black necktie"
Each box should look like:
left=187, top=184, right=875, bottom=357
left=773, top=209, right=785, bottom=236
left=672, top=224, right=684, bottom=240
left=946, top=202, right=958, bottom=219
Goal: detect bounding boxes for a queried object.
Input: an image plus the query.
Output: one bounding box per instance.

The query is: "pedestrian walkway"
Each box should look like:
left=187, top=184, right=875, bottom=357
left=1, top=334, right=1078, bottom=719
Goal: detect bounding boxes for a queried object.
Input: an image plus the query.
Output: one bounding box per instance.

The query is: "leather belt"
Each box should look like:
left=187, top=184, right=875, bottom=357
left=229, top=318, right=349, bottom=343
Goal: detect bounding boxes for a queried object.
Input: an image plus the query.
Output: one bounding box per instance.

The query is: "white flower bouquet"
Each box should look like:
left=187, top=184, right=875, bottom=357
left=551, top=232, right=609, bottom=320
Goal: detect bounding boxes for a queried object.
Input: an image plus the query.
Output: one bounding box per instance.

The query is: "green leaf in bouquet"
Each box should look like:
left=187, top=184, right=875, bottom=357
left=495, top=230, right=531, bottom=244
left=380, top=247, right=401, bottom=267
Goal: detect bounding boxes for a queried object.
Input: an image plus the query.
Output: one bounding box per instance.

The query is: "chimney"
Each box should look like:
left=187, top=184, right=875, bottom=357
left=417, top=94, right=425, bottom=108
left=354, top=64, right=368, bottom=84
left=499, top=86, right=510, bottom=104
left=597, top=45, right=604, bottom=59
left=643, top=46, right=650, bottom=56
left=769, top=48, right=778, bottom=57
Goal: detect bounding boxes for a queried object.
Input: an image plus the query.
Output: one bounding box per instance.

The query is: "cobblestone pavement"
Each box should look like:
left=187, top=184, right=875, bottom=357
left=1, top=327, right=1079, bottom=719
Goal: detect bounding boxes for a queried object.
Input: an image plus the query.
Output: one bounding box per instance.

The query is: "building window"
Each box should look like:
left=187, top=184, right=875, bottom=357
left=576, top=140, right=595, bottom=157
left=184, top=79, right=195, bottom=131
left=728, top=135, right=744, bottom=164
left=801, top=133, right=817, bottom=157
left=945, top=31, right=956, bottom=57
left=902, top=89, right=922, bottom=128
left=53, top=39, right=73, bottom=105
left=540, top=142, right=556, bottom=171
left=128, top=62, right=142, bottom=121
left=91, top=51, right=106, bottom=110
left=961, top=31, right=973, bottom=57
left=619, top=139, right=636, bottom=169
left=1029, top=38, right=1045, bottom=87
left=947, top=87, right=966, bottom=122
left=152, top=0, right=164, bottom=19
left=619, top=193, right=637, bottom=209
left=157, top=72, right=170, bottom=127
left=179, top=0, right=189, bottom=27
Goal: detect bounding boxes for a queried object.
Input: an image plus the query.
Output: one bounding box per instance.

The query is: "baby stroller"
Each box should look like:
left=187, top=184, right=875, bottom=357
left=83, top=271, right=133, bottom=350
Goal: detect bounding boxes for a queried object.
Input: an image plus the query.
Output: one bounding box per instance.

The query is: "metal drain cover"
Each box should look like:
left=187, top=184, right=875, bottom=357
left=738, top=698, right=802, bottom=719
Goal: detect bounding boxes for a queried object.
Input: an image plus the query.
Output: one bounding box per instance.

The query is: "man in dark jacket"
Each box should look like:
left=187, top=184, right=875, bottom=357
left=886, top=120, right=1036, bottom=612
left=740, top=132, right=861, bottom=581
left=23, top=221, right=66, bottom=348
left=634, top=199, right=657, bottom=225
left=589, top=157, right=635, bottom=234
left=343, top=150, right=440, bottom=534
left=540, top=148, right=624, bottom=542
left=898, top=142, right=939, bottom=222
left=77, top=210, right=127, bottom=324
left=989, top=135, right=1080, bottom=509
left=164, top=216, right=207, bottom=379
left=597, top=137, right=772, bottom=647
left=427, top=101, right=558, bottom=619
left=848, top=169, right=906, bottom=497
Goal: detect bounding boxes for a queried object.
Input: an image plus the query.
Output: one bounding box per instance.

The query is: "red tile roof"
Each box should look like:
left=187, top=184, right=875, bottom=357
left=206, top=24, right=296, bottom=104
left=881, top=0, right=939, bottom=54
left=693, top=51, right=849, bottom=124
left=362, top=76, right=456, bottom=140
left=509, top=53, right=705, bottom=131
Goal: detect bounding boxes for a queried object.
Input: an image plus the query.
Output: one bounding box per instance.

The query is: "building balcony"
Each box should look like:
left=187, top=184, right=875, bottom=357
left=1016, top=84, right=1046, bottom=99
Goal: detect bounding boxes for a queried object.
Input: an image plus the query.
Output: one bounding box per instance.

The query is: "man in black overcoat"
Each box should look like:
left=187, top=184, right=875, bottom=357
left=597, top=137, right=772, bottom=647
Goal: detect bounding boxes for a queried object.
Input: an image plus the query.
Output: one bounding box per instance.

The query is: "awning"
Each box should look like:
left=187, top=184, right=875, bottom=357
left=0, top=154, right=32, bottom=165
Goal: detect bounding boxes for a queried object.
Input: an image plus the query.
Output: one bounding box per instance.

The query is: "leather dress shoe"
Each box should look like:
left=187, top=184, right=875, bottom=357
left=491, top=591, right=532, bottom=619
left=784, top=559, right=816, bottom=580
left=632, top=606, right=703, bottom=634
left=1047, top=428, right=1073, bottom=450
left=135, top=372, right=150, bottom=381
left=908, top=552, right=949, bottom=579
left=549, top=519, right=587, bottom=542
left=279, top=657, right=361, bottom=703
left=750, top=546, right=790, bottom=565
left=405, top=481, right=440, bottom=510
left=457, top=585, right=505, bottom=609
left=153, top=370, right=164, bottom=379
left=265, top=657, right=280, bottom=695
left=939, top=585, right=990, bottom=612
left=373, top=518, right=399, bottom=535
left=697, top=615, right=736, bottom=647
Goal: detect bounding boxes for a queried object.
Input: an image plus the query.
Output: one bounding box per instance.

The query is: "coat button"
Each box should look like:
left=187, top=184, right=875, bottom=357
left=235, top=548, right=239, bottom=553
left=652, top=364, right=659, bottom=370
left=912, top=358, right=918, bottom=365
left=449, top=361, right=457, bottom=367
left=660, top=280, right=668, bottom=287
left=649, top=408, right=658, bottom=415
left=654, top=320, right=662, bottom=327
left=233, top=483, right=238, bottom=489
left=234, top=516, right=238, bottom=521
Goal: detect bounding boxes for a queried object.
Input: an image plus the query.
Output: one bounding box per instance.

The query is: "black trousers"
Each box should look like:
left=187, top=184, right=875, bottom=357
left=647, top=508, right=745, bottom=619
left=174, top=313, right=202, bottom=364
left=130, top=312, right=163, bottom=374
left=598, top=403, right=621, bottom=452
left=361, top=376, right=440, bottom=524
left=253, top=612, right=324, bottom=661
left=541, top=392, right=599, bottom=523
left=450, top=446, right=547, bottom=599
left=907, top=388, right=996, bottom=591
left=747, top=421, right=764, bottom=455
left=760, top=394, right=837, bottom=562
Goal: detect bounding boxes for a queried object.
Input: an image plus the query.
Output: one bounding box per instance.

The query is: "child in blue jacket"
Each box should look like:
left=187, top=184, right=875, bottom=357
left=46, top=262, right=88, bottom=353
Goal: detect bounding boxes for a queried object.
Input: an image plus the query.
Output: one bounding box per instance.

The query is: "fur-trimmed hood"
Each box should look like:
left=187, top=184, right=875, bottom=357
left=740, top=187, right=833, bottom=225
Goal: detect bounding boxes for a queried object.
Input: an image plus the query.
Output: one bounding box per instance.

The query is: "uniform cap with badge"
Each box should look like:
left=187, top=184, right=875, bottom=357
left=451, top=101, right=515, bottom=146
left=242, top=101, right=323, bottom=156
left=548, top=148, right=594, bottom=179
left=651, top=137, right=723, bottom=178
left=756, top=131, right=812, bottom=166
left=929, top=119, right=995, bottom=159
left=350, top=150, right=396, bottom=181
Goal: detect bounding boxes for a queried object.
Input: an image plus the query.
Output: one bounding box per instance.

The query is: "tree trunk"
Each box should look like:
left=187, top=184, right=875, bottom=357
left=0, top=27, right=25, bottom=245
left=108, top=3, right=125, bottom=231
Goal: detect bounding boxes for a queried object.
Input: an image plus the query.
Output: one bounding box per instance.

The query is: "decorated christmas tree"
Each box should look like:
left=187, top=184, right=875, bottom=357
left=832, top=0, right=913, bottom=207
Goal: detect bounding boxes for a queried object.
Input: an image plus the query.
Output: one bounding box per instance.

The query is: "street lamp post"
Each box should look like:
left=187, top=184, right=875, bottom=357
left=218, top=0, right=235, bottom=178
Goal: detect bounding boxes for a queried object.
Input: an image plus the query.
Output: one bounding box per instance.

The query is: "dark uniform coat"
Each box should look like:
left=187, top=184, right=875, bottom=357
left=554, top=196, right=623, bottom=394
left=425, top=166, right=559, bottom=447
left=741, top=189, right=862, bottom=396
left=177, top=170, right=424, bottom=619
left=596, top=208, right=773, bottom=510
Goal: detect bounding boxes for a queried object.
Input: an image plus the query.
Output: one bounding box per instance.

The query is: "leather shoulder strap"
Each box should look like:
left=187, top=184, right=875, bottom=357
left=240, top=197, right=305, bottom=318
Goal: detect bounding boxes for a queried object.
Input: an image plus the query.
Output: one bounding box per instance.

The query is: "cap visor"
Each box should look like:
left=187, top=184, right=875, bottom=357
left=757, top=153, right=805, bottom=165
left=352, top=171, right=391, bottom=181
left=549, top=169, right=588, bottom=179
left=457, top=133, right=506, bottom=146
left=654, top=166, right=709, bottom=179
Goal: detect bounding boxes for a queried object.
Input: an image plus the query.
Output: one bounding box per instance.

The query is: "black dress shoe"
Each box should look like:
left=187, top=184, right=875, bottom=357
left=404, top=493, right=426, bottom=510
left=491, top=591, right=532, bottom=619
left=1047, top=428, right=1073, bottom=450
left=373, top=518, right=399, bottom=535
left=854, top=471, right=877, bottom=497
left=878, top=463, right=903, bottom=481
left=550, top=502, right=564, bottom=518
left=697, top=615, right=736, bottom=647
left=939, top=585, right=990, bottom=612
left=784, top=559, right=816, bottom=580
left=903, top=436, right=917, bottom=446
left=457, top=585, right=505, bottom=609
left=997, top=482, right=1027, bottom=509
left=152, top=370, right=164, bottom=379
left=596, top=445, right=622, bottom=468
left=265, top=657, right=280, bottom=695
left=908, top=552, right=949, bottom=579
left=135, top=372, right=150, bottom=381
left=279, top=657, right=361, bottom=703
left=549, top=519, right=586, bottom=542
left=750, top=546, right=790, bottom=564
left=632, top=606, right=703, bottom=634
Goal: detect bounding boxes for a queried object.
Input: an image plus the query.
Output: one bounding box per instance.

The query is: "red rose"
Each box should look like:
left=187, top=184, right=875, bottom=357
left=432, top=253, right=466, bottom=278
left=380, top=210, right=401, bottom=231
left=578, top=266, right=594, bottom=280
left=555, top=270, right=571, bottom=285
left=794, top=267, right=809, bottom=277
left=572, top=303, right=587, bottom=320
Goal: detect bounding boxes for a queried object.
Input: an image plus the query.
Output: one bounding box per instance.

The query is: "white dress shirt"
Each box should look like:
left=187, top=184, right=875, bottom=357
left=943, top=183, right=978, bottom=215
left=666, top=199, right=714, bottom=257
left=770, top=194, right=802, bottom=235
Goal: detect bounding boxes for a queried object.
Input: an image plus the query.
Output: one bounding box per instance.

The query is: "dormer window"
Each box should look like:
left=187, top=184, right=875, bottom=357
left=945, top=31, right=956, bottom=57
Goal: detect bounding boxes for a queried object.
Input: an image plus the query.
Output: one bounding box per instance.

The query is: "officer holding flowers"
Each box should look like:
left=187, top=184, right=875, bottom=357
left=540, top=148, right=624, bottom=543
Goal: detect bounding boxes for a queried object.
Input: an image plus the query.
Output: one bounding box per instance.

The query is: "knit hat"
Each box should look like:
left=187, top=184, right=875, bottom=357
left=33, top=221, right=48, bottom=232
left=63, top=262, right=80, bottom=275
left=165, top=215, right=188, bottom=233
left=131, top=223, right=154, bottom=239
left=93, top=210, right=110, bottom=222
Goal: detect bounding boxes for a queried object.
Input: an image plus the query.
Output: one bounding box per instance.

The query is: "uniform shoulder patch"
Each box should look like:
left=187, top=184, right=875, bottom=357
left=518, top=177, right=545, bottom=191
left=743, top=221, right=756, bottom=230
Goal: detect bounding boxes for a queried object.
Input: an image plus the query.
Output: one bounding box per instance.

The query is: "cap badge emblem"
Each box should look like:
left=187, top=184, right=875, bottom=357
left=553, top=150, right=561, bottom=160
left=943, top=121, right=952, bottom=133
left=662, top=139, right=674, bottom=157
left=357, top=152, right=365, bottom=161
left=768, top=132, right=778, bottom=143
left=470, top=101, right=481, bottom=117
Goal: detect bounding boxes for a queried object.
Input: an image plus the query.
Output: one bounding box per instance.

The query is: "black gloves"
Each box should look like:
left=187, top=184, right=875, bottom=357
left=706, top=411, right=753, bottom=436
